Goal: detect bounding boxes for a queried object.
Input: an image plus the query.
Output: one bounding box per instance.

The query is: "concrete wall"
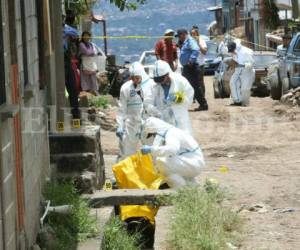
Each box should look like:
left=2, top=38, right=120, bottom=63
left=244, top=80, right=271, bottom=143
left=0, top=0, right=18, bottom=249
left=19, top=0, right=50, bottom=247
left=0, top=0, right=50, bottom=248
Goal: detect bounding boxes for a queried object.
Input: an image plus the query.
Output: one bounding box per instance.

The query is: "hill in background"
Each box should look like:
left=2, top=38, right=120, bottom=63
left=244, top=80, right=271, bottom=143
left=92, top=0, right=215, bottom=63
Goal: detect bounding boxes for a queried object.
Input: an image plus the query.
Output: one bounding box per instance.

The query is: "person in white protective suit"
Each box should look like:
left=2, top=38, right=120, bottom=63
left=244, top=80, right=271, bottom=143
left=148, top=60, right=194, bottom=134
left=116, top=62, right=156, bottom=160
left=227, top=41, right=255, bottom=106
left=140, top=117, right=205, bottom=188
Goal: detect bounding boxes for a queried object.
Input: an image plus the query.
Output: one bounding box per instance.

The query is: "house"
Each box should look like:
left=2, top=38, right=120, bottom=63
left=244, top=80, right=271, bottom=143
left=0, top=0, right=65, bottom=249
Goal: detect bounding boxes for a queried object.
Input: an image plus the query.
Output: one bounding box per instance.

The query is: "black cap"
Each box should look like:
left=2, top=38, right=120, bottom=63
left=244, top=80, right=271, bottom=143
left=227, top=41, right=237, bottom=53
left=175, top=29, right=188, bottom=37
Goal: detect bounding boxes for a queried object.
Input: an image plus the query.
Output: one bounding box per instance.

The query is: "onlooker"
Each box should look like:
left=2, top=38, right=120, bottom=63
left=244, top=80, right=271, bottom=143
left=78, top=31, right=98, bottom=95
left=190, top=27, right=207, bottom=104
left=155, top=29, right=178, bottom=71
left=176, top=29, right=208, bottom=111
left=277, top=34, right=292, bottom=57
left=63, top=10, right=80, bottom=119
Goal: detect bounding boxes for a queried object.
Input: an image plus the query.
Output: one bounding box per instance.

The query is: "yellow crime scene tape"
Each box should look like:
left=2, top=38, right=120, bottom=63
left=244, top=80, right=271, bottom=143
left=90, top=34, right=277, bottom=51
left=91, top=35, right=173, bottom=39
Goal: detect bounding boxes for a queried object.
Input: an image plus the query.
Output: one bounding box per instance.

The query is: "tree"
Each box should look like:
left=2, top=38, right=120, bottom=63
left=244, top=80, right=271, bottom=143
left=64, top=0, right=147, bottom=14
left=263, top=0, right=280, bottom=30
left=109, top=0, right=147, bottom=11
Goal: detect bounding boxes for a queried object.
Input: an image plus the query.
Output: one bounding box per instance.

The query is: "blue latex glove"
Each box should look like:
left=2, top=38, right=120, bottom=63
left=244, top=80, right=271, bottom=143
left=167, top=93, right=177, bottom=103
left=116, top=128, right=124, bottom=139
left=141, top=145, right=152, bottom=155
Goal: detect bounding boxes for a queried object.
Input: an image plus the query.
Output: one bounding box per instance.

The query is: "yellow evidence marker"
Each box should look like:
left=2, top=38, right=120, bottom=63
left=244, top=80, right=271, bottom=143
left=104, top=179, right=112, bottom=191
left=72, top=119, right=81, bottom=129
left=57, top=122, right=64, bottom=132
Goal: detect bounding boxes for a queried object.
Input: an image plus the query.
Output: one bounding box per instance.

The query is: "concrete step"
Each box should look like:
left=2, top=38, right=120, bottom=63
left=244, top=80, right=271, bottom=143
left=50, top=153, right=97, bottom=173
left=49, top=126, right=101, bottom=154
left=86, top=189, right=174, bottom=207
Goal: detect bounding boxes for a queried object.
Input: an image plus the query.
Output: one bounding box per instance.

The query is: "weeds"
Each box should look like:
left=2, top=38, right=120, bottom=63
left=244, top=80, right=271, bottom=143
left=88, top=95, right=109, bottom=109
left=43, top=181, right=98, bottom=250
left=169, top=184, right=242, bottom=250
left=103, top=216, right=141, bottom=250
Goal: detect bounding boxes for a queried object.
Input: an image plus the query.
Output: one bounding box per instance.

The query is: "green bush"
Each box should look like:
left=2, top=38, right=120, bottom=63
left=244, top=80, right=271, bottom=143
left=169, top=185, right=242, bottom=250
left=88, top=96, right=109, bottom=109
left=43, top=181, right=98, bottom=250
left=103, top=216, right=140, bottom=250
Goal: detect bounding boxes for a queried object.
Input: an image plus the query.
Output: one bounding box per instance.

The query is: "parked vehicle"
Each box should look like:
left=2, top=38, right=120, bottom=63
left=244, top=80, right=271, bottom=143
left=213, top=51, right=278, bottom=99
left=139, top=50, right=183, bottom=76
left=139, top=50, right=157, bottom=77
left=204, top=40, right=222, bottom=75
left=270, top=32, right=300, bottom=100
left=213, top=56, right=233, bottom=98
left=252, top=51, right=278, bottom=97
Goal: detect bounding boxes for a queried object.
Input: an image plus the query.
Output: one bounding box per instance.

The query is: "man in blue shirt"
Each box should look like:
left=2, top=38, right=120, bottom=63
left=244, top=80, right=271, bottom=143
left=176, top=29, right=208, bottom=111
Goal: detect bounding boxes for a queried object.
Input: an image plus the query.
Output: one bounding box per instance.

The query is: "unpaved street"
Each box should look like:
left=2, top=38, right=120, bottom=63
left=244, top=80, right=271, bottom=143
left=102, top=76, right=300, bottom=250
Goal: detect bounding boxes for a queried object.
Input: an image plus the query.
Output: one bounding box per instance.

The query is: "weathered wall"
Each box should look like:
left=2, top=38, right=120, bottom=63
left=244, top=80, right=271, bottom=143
left=0, top=0, right=50, bottom=249
left=0, top=0, right=18, bottom=248
left=18, top=0, right=50, bottom=247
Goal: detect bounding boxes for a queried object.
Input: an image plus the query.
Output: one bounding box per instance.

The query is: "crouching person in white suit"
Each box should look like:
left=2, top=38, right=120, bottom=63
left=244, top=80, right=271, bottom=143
left=140, top=117, right=205, bottom=188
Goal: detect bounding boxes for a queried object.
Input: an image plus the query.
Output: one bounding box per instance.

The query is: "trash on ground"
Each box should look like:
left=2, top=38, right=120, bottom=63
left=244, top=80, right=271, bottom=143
left=273, top=208, right=295, bottom=213
left=247, top=203, right=269, bottom=213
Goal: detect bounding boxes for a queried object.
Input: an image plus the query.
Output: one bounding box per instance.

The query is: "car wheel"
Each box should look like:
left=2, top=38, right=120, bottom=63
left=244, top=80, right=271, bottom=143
left=270, top=69, right=282, bottom=100
left=282, top=77, right=290, bottom=96
left=213, top=79, right=221, bottom=99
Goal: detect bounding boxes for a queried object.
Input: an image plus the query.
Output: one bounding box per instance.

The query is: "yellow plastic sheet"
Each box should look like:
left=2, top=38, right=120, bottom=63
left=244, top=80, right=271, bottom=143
left=113, top=153, right=164, bottom=224
left=119, top=205, right=159, bottom=225
left=113, top=153, right=164, bottom=190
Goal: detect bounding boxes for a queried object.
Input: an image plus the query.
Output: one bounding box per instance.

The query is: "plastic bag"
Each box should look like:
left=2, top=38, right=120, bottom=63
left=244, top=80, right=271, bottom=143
left=120, top=205, right=159, bottom=225
left=113, top=152, right=164, bottom=224
left=113, top=153, right=164, bottom=190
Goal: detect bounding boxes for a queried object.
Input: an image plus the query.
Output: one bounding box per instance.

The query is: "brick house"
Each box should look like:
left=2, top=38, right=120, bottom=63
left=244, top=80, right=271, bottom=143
left=0, top=0, right=65, bottom=249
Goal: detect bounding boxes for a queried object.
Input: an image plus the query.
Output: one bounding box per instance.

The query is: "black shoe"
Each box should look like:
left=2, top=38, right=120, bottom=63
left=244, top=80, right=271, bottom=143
left=230, top=102, right=242, bottom=106
left=194, top=105, right=208, bottom=111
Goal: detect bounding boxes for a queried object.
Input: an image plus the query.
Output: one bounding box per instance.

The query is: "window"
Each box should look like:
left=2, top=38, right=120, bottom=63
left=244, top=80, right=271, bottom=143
left=294, top=37, right=300, bottom=52
left=20, top=0, right=29, bottom=86
left=0, top=1, right=6, bottom=105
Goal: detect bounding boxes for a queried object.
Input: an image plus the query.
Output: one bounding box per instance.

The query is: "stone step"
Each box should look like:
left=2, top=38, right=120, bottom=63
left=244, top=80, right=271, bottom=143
left=49, top=126, right=101, bottom=154
left=55, top=171, right=98, bottom=194
left=50, top=153, right=97, bottom=173
left=86, top=189, right=174, bottom=207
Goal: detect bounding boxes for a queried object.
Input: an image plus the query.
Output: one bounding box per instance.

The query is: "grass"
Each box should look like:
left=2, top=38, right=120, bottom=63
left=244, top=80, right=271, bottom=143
left=42, top=181, right=98, bottom=250
left=88, top=95, right=109, bottom=109
left=103, top=216, right=141, bottom=250
left=168, top=182, right=242, bottom=250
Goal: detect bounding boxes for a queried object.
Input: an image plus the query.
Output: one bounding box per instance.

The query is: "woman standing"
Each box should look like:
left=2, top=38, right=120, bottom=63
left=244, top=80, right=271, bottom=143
left=78, top=31, right=98, bottom=95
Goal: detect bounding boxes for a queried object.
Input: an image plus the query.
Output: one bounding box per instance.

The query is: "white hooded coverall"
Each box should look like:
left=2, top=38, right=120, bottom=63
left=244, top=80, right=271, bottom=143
left=144, top=117, right=205, bottom=188
left=148, top=60, right=194, bottom=135
left=116, top=62, right=156, bottom=160
left=230, top=44, right=255, bottom=106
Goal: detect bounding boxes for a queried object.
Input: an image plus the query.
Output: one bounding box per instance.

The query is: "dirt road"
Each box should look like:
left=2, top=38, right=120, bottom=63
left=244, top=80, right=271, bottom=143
left=102, top=76, right=300, bottom=250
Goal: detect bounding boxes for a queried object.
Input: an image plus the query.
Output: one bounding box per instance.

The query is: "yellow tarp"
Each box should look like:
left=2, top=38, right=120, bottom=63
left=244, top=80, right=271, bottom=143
left=113, top=153, right=164, bottom=224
